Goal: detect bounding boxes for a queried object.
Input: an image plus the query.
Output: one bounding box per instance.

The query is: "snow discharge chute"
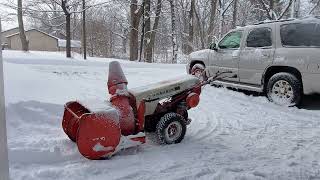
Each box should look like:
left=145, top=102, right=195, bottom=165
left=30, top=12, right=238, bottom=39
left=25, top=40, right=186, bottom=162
left=62, top=61, right=140, bottom=159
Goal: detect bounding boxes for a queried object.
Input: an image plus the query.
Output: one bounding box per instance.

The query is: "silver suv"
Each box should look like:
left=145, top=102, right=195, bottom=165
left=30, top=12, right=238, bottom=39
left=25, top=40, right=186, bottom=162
left=186, top=17, right=320, bottom=106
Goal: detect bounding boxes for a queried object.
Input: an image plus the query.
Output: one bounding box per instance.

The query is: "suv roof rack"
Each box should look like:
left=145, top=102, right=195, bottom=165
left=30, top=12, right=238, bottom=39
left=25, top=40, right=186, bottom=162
left=253, top=16, right=320, bottom=26
left=253, top=18, right=295, bottom=25
left=301, top=15, right=320, bottom=19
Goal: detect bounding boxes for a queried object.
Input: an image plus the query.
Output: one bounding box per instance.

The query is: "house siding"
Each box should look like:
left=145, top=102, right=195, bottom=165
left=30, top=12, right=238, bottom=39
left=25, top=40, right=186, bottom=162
left=1, top=28, right=19, bottom=46
left=8, top=30, right=58, bottom=51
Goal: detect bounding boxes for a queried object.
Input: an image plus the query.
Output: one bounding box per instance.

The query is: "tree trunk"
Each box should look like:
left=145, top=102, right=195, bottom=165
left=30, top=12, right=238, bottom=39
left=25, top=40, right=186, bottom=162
left=122, top=29, right=128, bottom=54
left=62, top=0, right=71, bottom=58
left=17, top=0, right=29, bottom=51
left=90, top=34, right=94, bottom=57
left=144, top=0, right=152, bottom=63
left=139, top=0, right=145, bottom=61
left=145, top=0, right=162, bottom=63
left=269, top=0, right=274, bottom=19
left=194, top=8, right=205, bottom=49
left=169, top=0, right=178, bottom=64
left=291, top=0, right=299, bottom=18
left=232, top=0, right=238, bottom=28
left=207, top=0, right=217, bottom=41
left=187, top=0, right=194, bottom=54
left=130, top=0, right=142, bottom=61
left=218, top=0, right=224, bottom=38
left=82, top=0, right=87, bottom=59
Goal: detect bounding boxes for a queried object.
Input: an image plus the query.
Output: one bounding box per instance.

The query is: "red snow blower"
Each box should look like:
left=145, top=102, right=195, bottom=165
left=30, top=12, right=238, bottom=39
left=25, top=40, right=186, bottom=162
left=62, top=61, right=229, bottom=160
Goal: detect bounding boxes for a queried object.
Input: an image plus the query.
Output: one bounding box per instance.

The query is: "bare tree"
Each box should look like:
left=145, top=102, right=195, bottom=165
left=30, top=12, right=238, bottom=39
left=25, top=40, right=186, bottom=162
left=218, top=0, right=235, bottom=38
left=191, top=0, right=218, bottom=49
left=130, top=0, right=143, bottom=61
left=193, top=4, right=205, bottom=48
left=232, top=0, right=238, bottom=28
left=208, top=0, right=218, bottom=39
left=18, top=0, right=29, bottom=51
left=310, top=0, right=320, bottom=15
left=187, top=0, right=195, bottom=54
left=14, top=0, right=108, bottom=58
left=257, top=0, right=294, bottom=20
left=139, top=0, right=145, bottom=61
left=4, top=0, right=319, bottom=63
left=143, top=0, right=151, bottom=62
left=61, top=0, right=72, bottom=57
left=82, top=0, right=86, bottom=59
left=144, top=0, right=162, bottom=62
left=169, top=0, right=178, bottom=63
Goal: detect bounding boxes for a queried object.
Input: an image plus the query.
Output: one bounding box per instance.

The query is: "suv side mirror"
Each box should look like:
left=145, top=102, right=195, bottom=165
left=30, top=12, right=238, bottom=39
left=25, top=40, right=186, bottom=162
left=209, top=42, right=218, bottom=51
left=209, top=36, right=219, bottom=51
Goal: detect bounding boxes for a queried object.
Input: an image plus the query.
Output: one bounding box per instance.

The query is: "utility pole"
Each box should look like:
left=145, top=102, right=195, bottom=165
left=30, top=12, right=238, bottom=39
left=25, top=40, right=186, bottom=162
left=82, top=0, right=87, bottom=59
left=0, top=18, right=10, bottom=180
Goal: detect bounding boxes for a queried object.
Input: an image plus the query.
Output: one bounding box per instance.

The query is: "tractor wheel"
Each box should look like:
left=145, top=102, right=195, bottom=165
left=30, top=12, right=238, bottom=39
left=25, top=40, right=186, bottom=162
left=156, top=113, right=186, bottom=145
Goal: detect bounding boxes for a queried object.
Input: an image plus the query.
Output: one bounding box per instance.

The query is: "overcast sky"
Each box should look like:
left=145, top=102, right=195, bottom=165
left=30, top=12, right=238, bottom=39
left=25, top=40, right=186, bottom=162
left=0, top=0, right=315, bottom=31
left=0, top=5, right=18, bottom=31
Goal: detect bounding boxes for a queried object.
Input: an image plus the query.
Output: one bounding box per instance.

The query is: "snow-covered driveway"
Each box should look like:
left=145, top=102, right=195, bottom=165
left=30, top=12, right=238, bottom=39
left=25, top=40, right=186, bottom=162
left=4, top=51, right=320, bottom=180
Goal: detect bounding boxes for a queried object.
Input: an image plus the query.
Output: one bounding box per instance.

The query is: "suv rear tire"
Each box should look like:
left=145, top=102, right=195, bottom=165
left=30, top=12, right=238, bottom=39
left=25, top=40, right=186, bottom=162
left=266, top=72, right=302, bottom=106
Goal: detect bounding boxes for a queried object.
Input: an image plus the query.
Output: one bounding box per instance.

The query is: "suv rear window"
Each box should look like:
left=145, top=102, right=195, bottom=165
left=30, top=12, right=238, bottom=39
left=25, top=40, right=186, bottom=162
left=246, top=27, right=272, bottom=47
left=280, top=23, right=320, bottom=47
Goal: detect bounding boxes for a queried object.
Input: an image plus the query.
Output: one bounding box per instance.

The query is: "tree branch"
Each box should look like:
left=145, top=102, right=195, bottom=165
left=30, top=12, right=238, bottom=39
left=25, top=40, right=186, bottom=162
left=222, top=0, right=235, bottom=15
left=310, top=0, right=320, bottom=15
left=278, top=0, right=293, bottom=20
left=257, top=0, right=273, bottom=20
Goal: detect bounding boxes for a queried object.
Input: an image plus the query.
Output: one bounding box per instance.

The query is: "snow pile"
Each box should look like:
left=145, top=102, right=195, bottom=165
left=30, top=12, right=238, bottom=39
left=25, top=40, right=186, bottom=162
left=4, top=50, right=320, bottom=180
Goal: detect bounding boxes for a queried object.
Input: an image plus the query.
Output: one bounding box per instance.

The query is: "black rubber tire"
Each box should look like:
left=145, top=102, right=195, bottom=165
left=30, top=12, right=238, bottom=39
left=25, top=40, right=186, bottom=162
left=156, top=113, right=187, bottom=145
left=191, top=63, right=206, bottom=81
left=266, top=72, right=302, bottom=107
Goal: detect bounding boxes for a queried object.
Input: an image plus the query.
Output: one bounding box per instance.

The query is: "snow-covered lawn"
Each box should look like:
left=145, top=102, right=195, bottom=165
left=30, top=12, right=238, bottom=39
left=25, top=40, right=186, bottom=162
left=4, top=50, right=320, bottom=180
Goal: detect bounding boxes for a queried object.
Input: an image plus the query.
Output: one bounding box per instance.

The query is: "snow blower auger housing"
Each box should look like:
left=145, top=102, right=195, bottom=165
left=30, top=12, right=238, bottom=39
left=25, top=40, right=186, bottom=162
left=62, top=61, right=227, bottom=160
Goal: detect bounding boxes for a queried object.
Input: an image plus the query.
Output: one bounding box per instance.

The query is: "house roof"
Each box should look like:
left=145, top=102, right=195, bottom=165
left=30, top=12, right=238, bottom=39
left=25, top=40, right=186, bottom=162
left=1, top=27, right=19, bottom=34
left=5, top=29, right=59, bottom=40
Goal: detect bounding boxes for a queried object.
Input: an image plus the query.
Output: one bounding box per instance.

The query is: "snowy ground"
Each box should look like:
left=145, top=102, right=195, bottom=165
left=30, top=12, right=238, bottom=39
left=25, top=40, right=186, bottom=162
left=4, top=50, right=320, bottom=180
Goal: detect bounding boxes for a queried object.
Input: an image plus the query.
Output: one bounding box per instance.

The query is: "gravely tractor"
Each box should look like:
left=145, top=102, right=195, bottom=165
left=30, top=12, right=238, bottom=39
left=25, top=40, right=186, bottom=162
left=62, top=61, right=228, bottom=160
